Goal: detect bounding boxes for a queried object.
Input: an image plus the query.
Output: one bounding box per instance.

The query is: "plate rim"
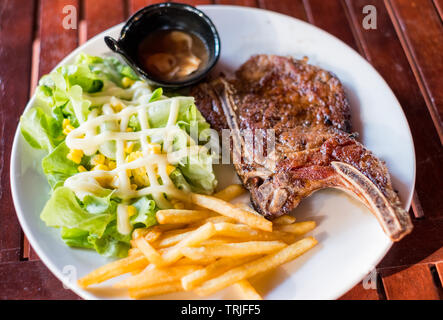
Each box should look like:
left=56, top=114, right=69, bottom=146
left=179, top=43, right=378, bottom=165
left=10, top=4, right=416, bottom=300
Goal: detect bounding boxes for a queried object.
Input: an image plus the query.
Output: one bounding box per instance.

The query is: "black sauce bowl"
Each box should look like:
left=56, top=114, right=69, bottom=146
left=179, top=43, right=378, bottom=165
left=104, top=2, right=220, bottom=88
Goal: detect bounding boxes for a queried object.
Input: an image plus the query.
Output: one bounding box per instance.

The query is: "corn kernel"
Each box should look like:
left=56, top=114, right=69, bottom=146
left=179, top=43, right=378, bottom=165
left=126, top=127, right=133, bottom=132
left=77, top=165, right=87, bottom=173
left=110, top=176, right=119, bottom=188
left=131, top=184, right=138, bottom=190
left=166, top=165, right=176, bottom=175
left=110, top=97, right=123, bottom=112
left=107, top=160, right=116, bottom=170
left=147, top=143, right=162, bottom=154
left=91, top=154, right=106, bottom=165
left=96, top=176, right=112, bottom=187
left=124, top=142, right=135, bottom=154
left=67, top=149, right=84, bottom=164
left=126, top=151, right=143, bottom=162
left=122, top=77, right=135, bottom=88
left=62, top=118, right=70, bottom=128
left=127, top=205, right=137, bottom=217
left=133, top=169, right=150, bottom=187
left=92, top=164, right=109, bottom=171
left=63, top=124, right=75, bottom=135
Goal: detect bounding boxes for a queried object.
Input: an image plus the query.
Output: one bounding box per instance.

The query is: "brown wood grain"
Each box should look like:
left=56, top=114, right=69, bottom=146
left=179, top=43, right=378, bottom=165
left=339, top=281, right=381, bottom=300
left=303, top=0, right=359, bottom=51
left=2, top=0, right=442, bottom=300
left=344, top=0, right=443, bottom=224
left=0, top=0, right=35, bottom=263
left=38, top=0, right=80, bottom=77
left=258, top=0, right=308, bottom=21
left=436, top=261, right=443, bottom=285
left=0, top=260, right=81, bottom=299
left=386, top=0, right=443, bottom=144
left=83, top=0, right=126, bottom=40
left=25, top=0, right=81, bottom=261
left=129, top=0, right=214, bottom=15
left=380, top=264, right=440, bottom=300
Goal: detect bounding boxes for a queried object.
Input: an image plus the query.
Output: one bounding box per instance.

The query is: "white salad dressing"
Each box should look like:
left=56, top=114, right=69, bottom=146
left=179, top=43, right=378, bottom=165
left=63, top=82, right=193, bottom=234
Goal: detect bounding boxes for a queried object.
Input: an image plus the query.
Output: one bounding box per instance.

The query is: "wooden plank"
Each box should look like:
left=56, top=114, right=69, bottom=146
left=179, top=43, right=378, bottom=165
left=344, top=0, right=443, bottom=223
left=26, top=0, right=81, bottom=261
left=386, top=0, right=443, bottom=143
left=339, top=281, right=380, bottom=300
left=379, top=219, right=443, bottom=268
left=436, top=262, right=443, bottom=286
left=258, top=0, right=308, bottom=21
left=0, top=261, right=81, bottom=299
left=38, top=0, right=80, bottom=77
left=380, top=264, right=440, bottom=300
left=83, top=0, right=126, bottom=40
left=0, top=0, right=35, bottom=263
left=303, top=0, right=359, bottom=51
left=129, top=0, right=213, bottom=15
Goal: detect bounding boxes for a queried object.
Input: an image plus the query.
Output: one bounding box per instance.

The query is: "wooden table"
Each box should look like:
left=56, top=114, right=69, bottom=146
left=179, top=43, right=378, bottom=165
left=1, top=0, right=442, bottom=300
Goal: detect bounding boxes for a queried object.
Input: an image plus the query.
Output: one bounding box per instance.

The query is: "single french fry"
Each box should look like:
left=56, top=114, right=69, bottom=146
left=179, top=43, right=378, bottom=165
left=214, top=223, right=264, bottom=238
left=175, top=257, right=217, bottom=266
left=274, top=221, right=316, bottom=235
left=154, top=228, right=197, bottom=248
left=181, top=241, right=287, bottom=260
left=181, top=256, right=257, bottom=291
left=161, top=222, right=216, bottom=265
left=200, top=239, right=230, bottom=246
left=114, top=264, right=199, bottom=289
left=191, top=193, right=272, bottom=232
left=235, top=280, right=263, bottom=300
left=190, top=215, right=236, bottom=228
left=134, top=237, right=165, bottom=266
left=129, top=281, right=184, bottom=299
left=272, top=215, right=296, bottom=225
left=155, top=223, right=188, bottom=232
left=194, top=237, right=318, bottom=296
left=77, top=251, right=148, bottom=288
left=156, top=209, right=214, bottom=225
left=234, top=203, right=256, bottom=213
left=144, top=227, right=163, bottom=242
left=214, top=184, right=246, bottom=201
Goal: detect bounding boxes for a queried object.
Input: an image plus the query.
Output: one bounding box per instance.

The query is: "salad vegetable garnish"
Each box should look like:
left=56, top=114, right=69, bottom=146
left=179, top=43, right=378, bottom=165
left=20, top=53, right=217, bottom=257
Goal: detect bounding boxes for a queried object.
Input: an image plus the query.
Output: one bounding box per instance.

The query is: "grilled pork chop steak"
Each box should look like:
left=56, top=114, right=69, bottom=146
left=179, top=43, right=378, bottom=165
left=192, top=55, right=413, bottom=241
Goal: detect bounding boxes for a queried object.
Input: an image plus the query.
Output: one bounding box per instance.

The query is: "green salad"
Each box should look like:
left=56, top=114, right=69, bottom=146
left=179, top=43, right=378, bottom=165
left=20, top=53, right=217, bottom=258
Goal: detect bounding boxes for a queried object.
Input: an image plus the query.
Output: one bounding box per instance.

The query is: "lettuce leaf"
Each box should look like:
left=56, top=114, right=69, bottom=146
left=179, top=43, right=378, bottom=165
left=130, top=196, right=158, bottom=228
left=41, top=187, right=115, bottom=237
left=20, top=107, right=63, bottom=152
left=42, top=142, right=79, bottom=189
left=42, top=187, right=131, bottom=257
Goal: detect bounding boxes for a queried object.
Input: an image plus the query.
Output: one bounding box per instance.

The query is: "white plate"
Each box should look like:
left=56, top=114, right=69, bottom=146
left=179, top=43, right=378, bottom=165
left=10, top=5, right=415, bottom=300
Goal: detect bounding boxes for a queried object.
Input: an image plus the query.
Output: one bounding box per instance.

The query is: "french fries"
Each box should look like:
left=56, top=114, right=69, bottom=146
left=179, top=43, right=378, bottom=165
left=156, top=209, right=214, bottom=224
left=214, top=184, right=246, bottom=201
left=272, top=215, right=296, bottom=225
left=78, top=184, right=318, bottom=300
left=235, top=280, right=263, bottom=300
left=180, top=241, right=287, bottom=260
left=274, top=221, right=316, bottom=235
left=191, top=193, right=272, bottom=232
left=77, top=251, right=148, bottom=288
left=194, top=237, right=318, bottom=296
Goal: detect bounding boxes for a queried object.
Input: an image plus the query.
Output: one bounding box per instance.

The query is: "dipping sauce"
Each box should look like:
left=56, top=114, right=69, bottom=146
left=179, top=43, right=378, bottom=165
left=138, top=30, right=209, bottom=82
